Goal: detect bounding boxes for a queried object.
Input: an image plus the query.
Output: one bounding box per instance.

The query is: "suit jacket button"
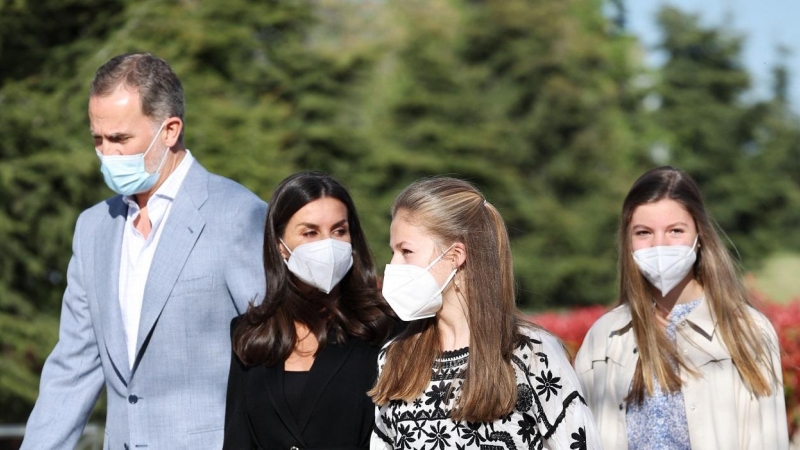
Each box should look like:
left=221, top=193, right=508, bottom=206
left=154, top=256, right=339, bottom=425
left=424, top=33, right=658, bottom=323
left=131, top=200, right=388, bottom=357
left=128, top=395, right=138, bottom=404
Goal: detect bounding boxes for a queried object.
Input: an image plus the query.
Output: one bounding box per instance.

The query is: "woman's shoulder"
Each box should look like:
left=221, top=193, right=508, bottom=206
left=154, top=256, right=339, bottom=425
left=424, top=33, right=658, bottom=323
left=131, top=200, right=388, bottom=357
left=514, top=324, right=567, bottom=358
left=582, top=304, right=630, bottom=338
left=743, top=304, right=780, bottom=341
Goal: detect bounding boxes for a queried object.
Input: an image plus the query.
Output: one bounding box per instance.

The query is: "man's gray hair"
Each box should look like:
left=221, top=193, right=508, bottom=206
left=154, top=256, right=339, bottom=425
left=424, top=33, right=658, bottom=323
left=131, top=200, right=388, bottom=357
left=90, top=53, right=185, bottom=142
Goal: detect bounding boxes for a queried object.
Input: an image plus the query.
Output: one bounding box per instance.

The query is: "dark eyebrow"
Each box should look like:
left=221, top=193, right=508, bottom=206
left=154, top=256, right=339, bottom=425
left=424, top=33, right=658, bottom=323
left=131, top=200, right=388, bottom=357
left=294, top=222, right=320, bottom=229
left=91, top=131, right=133, bottom=141
left=294, top=219, right=348, bottom=229
left=108, top=132, right=133, bottom=141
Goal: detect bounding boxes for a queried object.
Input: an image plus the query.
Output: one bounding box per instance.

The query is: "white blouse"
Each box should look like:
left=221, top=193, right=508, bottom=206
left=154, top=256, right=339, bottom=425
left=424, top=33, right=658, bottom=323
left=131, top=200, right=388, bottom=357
left=373, top=326, right=602, bottom=449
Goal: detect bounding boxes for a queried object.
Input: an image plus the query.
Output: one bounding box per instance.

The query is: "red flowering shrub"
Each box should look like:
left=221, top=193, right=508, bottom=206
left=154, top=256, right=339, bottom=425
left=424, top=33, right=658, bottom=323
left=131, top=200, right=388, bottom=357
left=527, top=294, right=800, bottom=440
left=525, top=305, right=607, bottom=357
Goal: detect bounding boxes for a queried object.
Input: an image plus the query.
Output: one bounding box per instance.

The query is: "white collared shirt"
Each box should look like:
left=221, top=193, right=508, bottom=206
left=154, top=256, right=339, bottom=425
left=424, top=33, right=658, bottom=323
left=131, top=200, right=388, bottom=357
left=118, top=150, right=195, bottom=369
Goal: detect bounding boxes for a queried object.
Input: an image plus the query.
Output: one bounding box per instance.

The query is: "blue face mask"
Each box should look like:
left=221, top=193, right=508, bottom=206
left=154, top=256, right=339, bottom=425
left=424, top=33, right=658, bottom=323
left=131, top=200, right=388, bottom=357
left=95, top=121, right=169, bottom=196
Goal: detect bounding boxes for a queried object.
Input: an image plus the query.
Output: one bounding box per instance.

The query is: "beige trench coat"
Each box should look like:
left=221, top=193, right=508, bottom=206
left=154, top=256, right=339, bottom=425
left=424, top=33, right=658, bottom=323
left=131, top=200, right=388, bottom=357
left=575, top=299, right=789, bottom=450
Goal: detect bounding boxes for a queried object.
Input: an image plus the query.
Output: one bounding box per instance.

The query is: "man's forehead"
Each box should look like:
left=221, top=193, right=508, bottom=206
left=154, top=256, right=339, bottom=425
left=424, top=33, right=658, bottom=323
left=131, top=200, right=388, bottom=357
left=88, top=88, right=146, bottom=132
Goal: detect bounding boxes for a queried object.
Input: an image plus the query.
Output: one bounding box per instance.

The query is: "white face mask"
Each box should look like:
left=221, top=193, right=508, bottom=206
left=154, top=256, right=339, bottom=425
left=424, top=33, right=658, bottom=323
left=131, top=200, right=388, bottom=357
left=381, top=245, right=457, bottom=321
left=281, top=238, right=354, bottom=294
left=633, top=236, right=698, bottom=297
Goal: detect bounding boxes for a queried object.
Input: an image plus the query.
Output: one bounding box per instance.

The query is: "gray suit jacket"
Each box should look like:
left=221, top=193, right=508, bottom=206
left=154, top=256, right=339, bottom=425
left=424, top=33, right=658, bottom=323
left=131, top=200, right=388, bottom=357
left=22, top=161, right=267, bottom=450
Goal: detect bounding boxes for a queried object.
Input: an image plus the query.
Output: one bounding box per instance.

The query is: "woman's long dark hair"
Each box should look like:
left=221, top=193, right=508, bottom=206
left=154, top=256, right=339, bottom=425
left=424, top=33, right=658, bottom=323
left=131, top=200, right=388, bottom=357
left=233, top=171, right=395, bottom=367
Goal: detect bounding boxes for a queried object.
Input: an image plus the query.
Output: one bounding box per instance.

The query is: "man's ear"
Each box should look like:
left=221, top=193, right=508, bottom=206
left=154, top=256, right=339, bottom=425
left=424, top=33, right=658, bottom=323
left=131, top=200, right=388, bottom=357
left=163, top=117, right=183, bottom=148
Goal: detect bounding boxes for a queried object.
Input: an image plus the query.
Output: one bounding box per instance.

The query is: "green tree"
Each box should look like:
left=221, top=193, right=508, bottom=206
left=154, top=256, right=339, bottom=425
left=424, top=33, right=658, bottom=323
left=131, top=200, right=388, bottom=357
left=346, top=0, right=652, bottom=308
left=0, top=0, right=129, bottom=421
left=652, top=6, right=800, bottom=263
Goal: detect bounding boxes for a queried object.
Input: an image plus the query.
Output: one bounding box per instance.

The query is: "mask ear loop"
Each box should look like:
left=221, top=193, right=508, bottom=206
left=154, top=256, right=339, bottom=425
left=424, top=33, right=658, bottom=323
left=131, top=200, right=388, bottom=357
left=144, top=121, right=170, bottom=175
left=278, top=238, right=294, bottom=265
left=685, top=235, right=700, bottom=257
left=439, top=267, right=458, bottom=292
left=424, top=243, right=457, bottom=271
left=421, top=244, right=459, bottom=303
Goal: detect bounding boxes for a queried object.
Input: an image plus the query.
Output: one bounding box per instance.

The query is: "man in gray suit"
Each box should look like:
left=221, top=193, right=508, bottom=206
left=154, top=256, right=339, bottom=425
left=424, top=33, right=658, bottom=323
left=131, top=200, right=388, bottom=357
left=21, top=53, right=267, bottom=449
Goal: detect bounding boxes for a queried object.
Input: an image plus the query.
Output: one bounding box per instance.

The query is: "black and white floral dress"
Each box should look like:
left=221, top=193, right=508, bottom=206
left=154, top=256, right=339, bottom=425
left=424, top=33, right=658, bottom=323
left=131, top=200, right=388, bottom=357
left=372, top=327, right=602, bottom=450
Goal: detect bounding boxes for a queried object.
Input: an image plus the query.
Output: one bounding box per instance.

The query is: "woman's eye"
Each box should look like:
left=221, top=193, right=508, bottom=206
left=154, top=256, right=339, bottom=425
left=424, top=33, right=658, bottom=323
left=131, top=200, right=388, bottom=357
left=333, top=228, right=349, bottom=236
left=302, top=230, right=317, bottom=237
left=401, top=249, right=412, bottom=255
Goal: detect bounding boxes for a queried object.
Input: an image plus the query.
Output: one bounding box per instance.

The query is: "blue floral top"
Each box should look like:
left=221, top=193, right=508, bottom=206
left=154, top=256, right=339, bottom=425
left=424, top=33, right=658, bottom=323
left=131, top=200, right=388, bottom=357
left=373, top=326, right=602, bottom=449
left=626, top=299, right=702, bottom=450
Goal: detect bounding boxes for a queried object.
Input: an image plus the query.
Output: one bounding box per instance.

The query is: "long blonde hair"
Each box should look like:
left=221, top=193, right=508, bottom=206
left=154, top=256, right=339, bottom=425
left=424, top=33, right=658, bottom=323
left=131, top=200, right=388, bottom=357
left=369, top=176, right=533, bottom=422
left=619, top=166, right=777, bottom=403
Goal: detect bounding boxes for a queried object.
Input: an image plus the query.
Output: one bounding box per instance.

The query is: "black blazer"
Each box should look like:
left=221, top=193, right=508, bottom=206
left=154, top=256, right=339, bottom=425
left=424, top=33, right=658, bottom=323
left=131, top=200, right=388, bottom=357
left=223, top=323, right=381, bottom=450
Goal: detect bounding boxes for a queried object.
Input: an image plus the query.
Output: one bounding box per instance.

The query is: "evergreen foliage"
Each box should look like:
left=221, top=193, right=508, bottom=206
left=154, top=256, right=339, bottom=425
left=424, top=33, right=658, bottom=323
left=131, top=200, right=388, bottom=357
left=652, top=6, right=800, bottom=261
left=1, top=0, right=798, bottom=423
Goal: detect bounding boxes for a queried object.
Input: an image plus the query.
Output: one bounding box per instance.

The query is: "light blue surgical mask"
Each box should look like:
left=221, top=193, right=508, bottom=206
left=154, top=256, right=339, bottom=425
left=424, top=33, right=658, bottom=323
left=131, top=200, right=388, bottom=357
left=95, top=121, right=169, bottom=196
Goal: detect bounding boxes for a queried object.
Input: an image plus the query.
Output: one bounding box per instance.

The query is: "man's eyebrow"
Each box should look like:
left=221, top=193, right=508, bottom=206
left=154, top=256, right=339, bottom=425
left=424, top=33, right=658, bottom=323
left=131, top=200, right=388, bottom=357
left=92, top=131, right=133, bottom=140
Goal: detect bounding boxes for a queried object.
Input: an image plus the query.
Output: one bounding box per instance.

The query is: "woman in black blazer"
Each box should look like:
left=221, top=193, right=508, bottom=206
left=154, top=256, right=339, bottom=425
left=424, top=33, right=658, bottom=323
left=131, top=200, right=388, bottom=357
left=224, top=172, right=396, bottom=449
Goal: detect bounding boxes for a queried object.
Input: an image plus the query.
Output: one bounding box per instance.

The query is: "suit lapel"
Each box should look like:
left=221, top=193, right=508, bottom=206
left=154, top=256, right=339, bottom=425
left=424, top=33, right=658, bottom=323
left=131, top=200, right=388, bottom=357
left=94, top=197, right=131, bottom=383
left=262, top=365, right=308, bottom=447
left=132, top=163, right=208, bottom=372
left=296, top=339, right=356, bottom=433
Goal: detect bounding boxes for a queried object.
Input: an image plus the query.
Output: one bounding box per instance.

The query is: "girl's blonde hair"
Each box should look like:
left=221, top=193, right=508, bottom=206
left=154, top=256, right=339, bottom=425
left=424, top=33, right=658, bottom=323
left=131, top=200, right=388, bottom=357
left=369, top=176, right=536, bottom=422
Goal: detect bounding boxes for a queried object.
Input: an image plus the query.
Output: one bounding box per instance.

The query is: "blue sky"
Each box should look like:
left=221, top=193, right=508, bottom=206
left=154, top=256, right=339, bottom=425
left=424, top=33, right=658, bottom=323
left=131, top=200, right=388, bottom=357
left=626, top=0, right=800, bottom=110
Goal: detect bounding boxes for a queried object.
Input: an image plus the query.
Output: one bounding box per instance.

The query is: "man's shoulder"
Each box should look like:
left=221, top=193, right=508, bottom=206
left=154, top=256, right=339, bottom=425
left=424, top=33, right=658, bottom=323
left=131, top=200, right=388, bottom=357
left=193, top=163, right=264, bottom=207
left=209, top=173, right=260, bottom=200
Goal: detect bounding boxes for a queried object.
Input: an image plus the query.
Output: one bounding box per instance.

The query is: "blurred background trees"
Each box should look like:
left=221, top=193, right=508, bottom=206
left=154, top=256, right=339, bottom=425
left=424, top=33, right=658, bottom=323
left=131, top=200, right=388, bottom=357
left=1, top=0, right=799, bottom=423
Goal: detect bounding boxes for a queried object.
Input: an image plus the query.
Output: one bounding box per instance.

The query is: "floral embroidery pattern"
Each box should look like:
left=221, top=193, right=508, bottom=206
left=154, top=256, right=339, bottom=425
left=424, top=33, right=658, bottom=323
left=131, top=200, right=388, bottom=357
left=375, top=329, right=593, bottom=449
left=397, top=423, right=417, bottom=449
left=424, top=422, right=452, bottom=450
left=571, top=427, right=586, bottom=450
left=534, top=370, right=562, bottom=402
left=516, top=414, right=537, bottom=444
left=515, top=383, right=534, bottom=412
left=425, top=380, right=455, bottom=410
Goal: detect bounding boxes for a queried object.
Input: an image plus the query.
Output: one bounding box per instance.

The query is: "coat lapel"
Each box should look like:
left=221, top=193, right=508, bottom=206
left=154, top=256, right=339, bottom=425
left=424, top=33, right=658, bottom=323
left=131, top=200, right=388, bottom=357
left=296, top=339, right=356, bottom=433
left=94, top=196, right=131, bottom=383
left=681, top=297, right=731, bottom=367
left=132, top=163, right=208, bottom=372
left=262, top=365, right=308, bottom=447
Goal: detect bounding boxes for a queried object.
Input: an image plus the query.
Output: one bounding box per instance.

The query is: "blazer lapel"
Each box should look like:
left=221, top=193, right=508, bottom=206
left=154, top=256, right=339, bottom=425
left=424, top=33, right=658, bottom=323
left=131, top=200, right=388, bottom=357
left=296, top=339, right=356, bottom=433
left=263, top=365, right=308, bottom=447
left=132, top=163, right=208, bottom=372
left=94, top=197, right=131, bottom=383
